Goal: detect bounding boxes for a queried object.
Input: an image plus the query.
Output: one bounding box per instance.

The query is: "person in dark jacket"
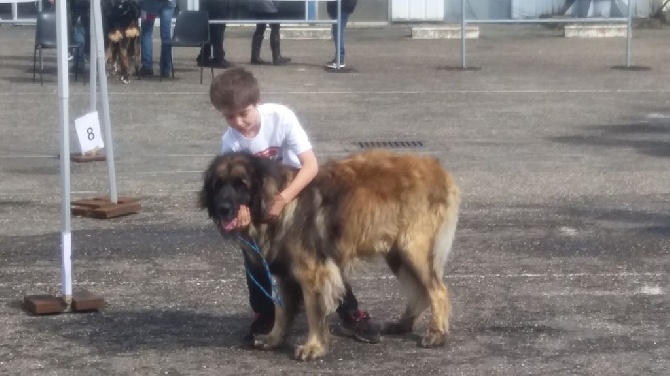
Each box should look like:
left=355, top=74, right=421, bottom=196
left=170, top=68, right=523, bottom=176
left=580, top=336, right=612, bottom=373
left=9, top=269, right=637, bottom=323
left=197, top=0, right=233, bottom=68
left=248, top=0, right=290, bottom=65
left=325, top=0, right=357, bottom=69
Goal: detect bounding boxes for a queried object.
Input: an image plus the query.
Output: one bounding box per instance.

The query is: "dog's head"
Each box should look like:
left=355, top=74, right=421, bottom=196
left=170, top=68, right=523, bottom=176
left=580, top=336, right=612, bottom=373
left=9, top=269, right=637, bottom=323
left=199, top=152, right=283, bottom=233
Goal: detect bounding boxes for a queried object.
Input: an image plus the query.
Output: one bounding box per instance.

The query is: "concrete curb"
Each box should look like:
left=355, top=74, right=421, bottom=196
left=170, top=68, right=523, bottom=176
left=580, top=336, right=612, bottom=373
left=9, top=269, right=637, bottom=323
left=564, top=24, right=627, bottom=38
left=411, top=25, right=480, bottom=39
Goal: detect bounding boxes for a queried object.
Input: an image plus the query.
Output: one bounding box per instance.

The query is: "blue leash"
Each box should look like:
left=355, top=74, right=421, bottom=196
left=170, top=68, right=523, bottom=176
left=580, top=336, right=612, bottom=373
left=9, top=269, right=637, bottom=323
left=237, top=235, right=284, bottom=308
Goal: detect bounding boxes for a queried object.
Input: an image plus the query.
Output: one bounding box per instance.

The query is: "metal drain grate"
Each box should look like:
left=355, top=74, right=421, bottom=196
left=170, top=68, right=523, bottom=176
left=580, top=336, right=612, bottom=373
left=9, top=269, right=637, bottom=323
left=356, top=140, right=424, bottom=149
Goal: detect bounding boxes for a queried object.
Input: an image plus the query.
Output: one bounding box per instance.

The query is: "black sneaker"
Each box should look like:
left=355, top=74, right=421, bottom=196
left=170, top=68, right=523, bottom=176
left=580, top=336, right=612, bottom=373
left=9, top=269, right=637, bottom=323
left=332, top=310, right=381, bottom=344
left=207, top=58, right=232, bottom=69
left=138, top=66, right=154, bottom=76
left=242, top=313, right=274, bottom=347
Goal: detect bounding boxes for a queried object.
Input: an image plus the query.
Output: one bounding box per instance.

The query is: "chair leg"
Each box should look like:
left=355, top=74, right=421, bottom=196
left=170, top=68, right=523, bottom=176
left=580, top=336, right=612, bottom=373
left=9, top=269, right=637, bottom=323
left=198, top=44, right=204, bottom=84
left=39, top=48, right=44, bottom=86
left=33, top=47, right=37, bottom=83
left=171, top=53, right=175, bottom=79
left=73, top=47, right=79, bottom=82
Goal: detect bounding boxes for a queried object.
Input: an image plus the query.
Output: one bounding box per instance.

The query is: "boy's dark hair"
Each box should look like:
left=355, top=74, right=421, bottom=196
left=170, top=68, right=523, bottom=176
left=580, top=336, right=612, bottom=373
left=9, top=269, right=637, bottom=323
left=210, top=67, right=261, bottom=111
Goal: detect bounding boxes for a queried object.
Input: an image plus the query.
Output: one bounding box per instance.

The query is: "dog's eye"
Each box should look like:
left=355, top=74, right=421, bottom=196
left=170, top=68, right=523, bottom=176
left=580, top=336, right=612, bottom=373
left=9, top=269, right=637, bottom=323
left=233, top=178, right=248, bottom=190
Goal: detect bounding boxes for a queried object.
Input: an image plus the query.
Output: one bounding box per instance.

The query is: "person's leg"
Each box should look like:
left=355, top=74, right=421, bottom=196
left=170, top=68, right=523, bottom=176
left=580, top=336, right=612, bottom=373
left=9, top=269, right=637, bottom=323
left=198, top=0, right=215, bottom=64
left=158, top=4, right=175, bottom=76
left=250, top=24, right=267, bottom=64
left=82, top=11, right=90, bottom=62
left=269, top=24, right=290, bottom=65
left=242, top=250, right=275, bottom=344
left=333, top=283, right=381, bottom=344
left=327, top=11, right=349, bottom=68
left=336, top=283, right=359, bottom=320
left=140, top=14, right=155, bottom=73
left=210, top=1, right=229, bottom=65
left=338, top=12, right=350, bottom=63
left=73, top=20, right=86, bottom=69
left=210, top=24, right=225, bottom=61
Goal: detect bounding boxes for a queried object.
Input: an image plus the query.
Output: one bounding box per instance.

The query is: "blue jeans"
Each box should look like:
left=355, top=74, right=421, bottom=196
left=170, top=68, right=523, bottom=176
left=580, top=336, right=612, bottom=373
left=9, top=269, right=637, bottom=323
left=141, top=5, right=175, bottom=74
left=331, top=11, right=350, bottom=62
left=73, top=21, right=87, bottom=66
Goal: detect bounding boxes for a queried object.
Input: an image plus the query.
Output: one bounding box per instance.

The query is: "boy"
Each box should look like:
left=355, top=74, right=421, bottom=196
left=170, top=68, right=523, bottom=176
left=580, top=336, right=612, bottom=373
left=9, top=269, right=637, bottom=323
left=209, top=67, right=380, bottom=345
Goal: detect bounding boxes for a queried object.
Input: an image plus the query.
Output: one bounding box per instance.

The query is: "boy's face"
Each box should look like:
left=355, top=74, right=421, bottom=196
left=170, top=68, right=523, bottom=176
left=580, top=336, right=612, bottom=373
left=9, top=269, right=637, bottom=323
left=221, top=103, right=260, bottom=136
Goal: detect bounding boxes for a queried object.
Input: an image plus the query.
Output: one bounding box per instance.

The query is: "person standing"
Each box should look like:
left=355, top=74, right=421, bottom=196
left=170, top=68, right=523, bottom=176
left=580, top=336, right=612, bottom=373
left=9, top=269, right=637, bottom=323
left=248, top=0, right=291, bottom=65
left=197, top=0, right=233, bottom=68
left=70, top=0, right=90, bottom=72
left=139, top=0, right=175, bottom=77
left=325, top=0, right=357, bottom=69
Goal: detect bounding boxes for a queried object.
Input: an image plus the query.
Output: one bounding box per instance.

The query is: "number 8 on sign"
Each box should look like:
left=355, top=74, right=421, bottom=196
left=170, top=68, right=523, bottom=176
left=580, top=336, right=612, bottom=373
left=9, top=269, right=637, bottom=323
left=75, top=112, right=105, bottom=154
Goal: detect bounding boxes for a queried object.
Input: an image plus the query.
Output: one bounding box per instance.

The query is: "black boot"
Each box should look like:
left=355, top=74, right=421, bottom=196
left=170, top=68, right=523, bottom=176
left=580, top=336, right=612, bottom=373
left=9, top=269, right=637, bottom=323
left=250, top=28, right=267, bottom=65
left=270, top=31, right=291, bottom=65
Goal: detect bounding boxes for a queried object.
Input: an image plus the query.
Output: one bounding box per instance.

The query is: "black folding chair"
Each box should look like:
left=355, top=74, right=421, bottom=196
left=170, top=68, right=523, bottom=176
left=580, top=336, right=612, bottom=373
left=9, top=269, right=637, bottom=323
left=33, top=11, right=82, bottom=86
left=164, top=10, right=213, bottom=84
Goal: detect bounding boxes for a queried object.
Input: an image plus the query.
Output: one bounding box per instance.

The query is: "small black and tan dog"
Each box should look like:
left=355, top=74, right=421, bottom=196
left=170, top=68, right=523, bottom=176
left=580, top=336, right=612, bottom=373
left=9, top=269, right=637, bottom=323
left=103, top=0, right=142, bottom=83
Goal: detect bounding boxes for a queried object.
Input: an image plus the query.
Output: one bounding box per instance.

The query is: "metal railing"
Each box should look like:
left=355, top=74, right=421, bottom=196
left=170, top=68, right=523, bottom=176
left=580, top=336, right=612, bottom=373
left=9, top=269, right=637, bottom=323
left=458, top=0, right=636, bottom=69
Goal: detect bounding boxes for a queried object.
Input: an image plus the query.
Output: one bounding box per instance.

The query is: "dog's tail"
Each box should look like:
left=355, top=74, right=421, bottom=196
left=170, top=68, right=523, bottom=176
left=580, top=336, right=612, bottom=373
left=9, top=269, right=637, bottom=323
left=432, top=172, right=460, bottom=279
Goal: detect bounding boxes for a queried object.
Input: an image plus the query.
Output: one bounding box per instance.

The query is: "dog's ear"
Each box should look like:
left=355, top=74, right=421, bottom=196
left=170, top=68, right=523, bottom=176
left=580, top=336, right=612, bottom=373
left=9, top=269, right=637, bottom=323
left=199, top=156, right=219, bottom=213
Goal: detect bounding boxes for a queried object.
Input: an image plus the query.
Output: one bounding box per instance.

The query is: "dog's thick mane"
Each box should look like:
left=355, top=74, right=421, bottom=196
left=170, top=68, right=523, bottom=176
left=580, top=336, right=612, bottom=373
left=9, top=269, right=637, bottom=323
left=242, top=155, right=355, bottom=267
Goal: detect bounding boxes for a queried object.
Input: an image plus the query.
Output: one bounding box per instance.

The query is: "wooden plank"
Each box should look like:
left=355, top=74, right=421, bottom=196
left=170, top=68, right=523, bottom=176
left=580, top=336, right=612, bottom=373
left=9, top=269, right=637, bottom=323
left=71, top=291, right=105, bottom=311
left=23, top=295, right=65, bottom=315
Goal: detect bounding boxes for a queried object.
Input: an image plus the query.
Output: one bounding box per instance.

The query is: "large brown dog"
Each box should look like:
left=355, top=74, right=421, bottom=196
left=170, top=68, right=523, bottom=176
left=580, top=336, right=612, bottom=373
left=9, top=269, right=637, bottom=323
left=200, top=150, right=460, bottom=360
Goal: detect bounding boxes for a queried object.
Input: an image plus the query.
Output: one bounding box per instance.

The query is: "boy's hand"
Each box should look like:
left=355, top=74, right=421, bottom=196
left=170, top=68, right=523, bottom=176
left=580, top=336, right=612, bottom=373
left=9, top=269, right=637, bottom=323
left=265, top=194, right=288, bottom=222
left=235, top=205, right=251, bottom=230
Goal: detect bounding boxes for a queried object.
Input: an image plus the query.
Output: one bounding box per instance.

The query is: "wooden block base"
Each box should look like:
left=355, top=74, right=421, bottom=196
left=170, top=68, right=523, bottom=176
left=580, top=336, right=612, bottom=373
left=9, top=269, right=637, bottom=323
left=71, top=196, right=141, bottom=219
left=71, top=152, right=106, bottom=163
left=24, top=295, right=66, bottom=315
left=71, top=290, right=105, bottom=311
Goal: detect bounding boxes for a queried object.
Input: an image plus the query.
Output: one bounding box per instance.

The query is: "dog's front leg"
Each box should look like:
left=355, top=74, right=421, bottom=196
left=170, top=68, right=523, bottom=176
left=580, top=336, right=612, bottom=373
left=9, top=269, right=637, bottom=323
left=253, top=277, right=300, bottom=350
left=295, top=287, right=329, bottom=361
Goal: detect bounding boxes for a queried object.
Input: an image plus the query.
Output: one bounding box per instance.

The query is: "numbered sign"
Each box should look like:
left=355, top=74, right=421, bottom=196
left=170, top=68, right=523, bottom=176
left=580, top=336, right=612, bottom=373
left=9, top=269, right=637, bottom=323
left=74, top=111, right=105, bottom=154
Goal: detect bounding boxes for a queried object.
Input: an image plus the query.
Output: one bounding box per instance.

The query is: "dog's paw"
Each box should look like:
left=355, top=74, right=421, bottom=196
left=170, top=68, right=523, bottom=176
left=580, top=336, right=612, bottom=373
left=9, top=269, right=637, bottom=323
left=120, top=76, right=130, bottom=84
left=381, top=321, right=413, bottom=335
left=419, top=330, right=447, bottom=348
left=253, top=334, right=281, bottom=350
left=294, top=343, right=326, bottom=361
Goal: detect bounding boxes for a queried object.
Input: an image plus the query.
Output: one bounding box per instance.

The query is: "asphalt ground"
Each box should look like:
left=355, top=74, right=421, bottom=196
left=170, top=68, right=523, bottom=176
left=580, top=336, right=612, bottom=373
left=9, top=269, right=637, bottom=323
left=0, top=24, right=669, bottom=375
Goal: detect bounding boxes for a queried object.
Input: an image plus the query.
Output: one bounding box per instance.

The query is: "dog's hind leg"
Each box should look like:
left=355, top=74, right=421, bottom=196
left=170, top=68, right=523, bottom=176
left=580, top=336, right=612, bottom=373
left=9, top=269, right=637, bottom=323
left=126, top=25, right=141, bottom=80
left=119, top=38, right=130, bottom=84
left=383, top=249, right=430, bottom=335
left=104, top=41, right=114, bottom=76
left=133, top=36, right=141, bottom=80
left=385, top=232, right=451, bottom=347
left=254, top=277, right=302, bottom=350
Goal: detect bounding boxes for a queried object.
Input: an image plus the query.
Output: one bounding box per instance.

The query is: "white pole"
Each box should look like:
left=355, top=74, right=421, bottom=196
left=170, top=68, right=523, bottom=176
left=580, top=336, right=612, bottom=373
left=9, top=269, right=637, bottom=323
left=56, top=0, right=72, bottom=305
left=92, top=0, right=119, bottom=203
left=461, top=0, right=466, bottom=68
left=89, top=0, right=98, bottom=112
left=626, top=0, right=632, bottom=67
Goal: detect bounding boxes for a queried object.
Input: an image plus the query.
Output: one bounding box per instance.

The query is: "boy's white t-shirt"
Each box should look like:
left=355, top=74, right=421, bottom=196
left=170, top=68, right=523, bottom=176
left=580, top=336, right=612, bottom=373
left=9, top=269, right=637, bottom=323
left=220, top=103, right=312, bottom=169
